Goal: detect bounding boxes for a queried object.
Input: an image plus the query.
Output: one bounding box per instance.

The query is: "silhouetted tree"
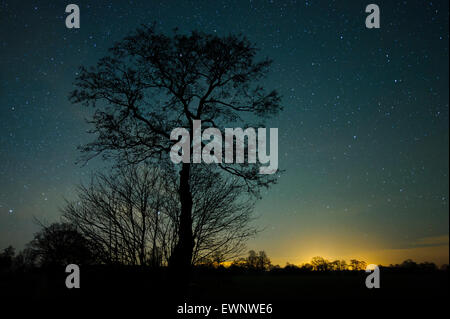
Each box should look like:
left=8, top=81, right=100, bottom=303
left=230, top=257, right=247, bottom=269
left=27, top=223, right=96, bottom=267
left=12, top=247, right=36, bottom=271
left=418, top=261, right=437, bottom=272
left=63, top=164, right=258, bottom=266
left=234, top=250, right=271, bottom=270
left=300, top=263, right=313, bottom=272
left=330, top=259, right=348, bottom=271
left=311, top=256, right=331, bottom=271
left=349, top=259, right=367, bottom=271
left=190, top=165, right=258, bottom=264
left=197, top=251, right=226, bottom=268
left=0, top=246, right=15, bottom=271
left=255, top=251, right=271, bottom=270
left=63, top=165, right=176, bottom=266
left=401, top=259, right=418, bottom=270
left=69, top=25, right=282, bottom=272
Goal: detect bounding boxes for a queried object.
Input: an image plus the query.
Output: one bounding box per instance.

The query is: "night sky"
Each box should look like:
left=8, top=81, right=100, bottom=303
left=0, top=0, right=448, bottom=266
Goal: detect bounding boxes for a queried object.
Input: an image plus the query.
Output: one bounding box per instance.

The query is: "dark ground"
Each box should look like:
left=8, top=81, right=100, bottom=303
left=1, top=267, right=448, bottom=316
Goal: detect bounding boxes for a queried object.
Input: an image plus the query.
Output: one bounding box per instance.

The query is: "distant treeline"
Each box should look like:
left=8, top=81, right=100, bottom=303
left=195, top=251, right=449, bottom=273
left=0, top=221, right=447, bottom=274
left=1, top=241, right=448, bottom=275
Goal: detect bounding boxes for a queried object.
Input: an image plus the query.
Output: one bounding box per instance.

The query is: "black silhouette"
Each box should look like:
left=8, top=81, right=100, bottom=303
left=0, top=246, right=15, bottom=271
left=1, top=241, right=448, bottom=304
left=230, top=250, right=272, bottom=271
left=62, top=164, right=257, bottom=267
left=25, top=222, right=96, bottom=268
left=69, top=25, right=282, bottom=275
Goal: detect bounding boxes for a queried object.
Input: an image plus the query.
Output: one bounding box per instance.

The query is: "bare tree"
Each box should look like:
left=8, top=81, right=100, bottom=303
left=349, top=259, right=367, bottom=271
left=231, top=250, right=271, bottom=270
left=311, top=256, right=331, bottom=271
left=62, top=164, right=258, bottom=266
left=0, top=246, right=15, bottom=271
left=190, top=165, right=258, bottom=264
left=63, top=165, right=178, bottom=266
left=26, top=223, right=96, bottom=267
left=69, top=25, right=282, bottom=271
left=330, top=259, right=348, bottom=271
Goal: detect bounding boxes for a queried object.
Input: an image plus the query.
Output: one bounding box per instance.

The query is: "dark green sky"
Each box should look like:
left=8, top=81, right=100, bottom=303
left=0, top=0, right=448, bottom=265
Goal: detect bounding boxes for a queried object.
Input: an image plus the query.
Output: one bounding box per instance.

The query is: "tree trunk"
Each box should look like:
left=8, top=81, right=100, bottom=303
left=169, top=162, right=194, bottom=275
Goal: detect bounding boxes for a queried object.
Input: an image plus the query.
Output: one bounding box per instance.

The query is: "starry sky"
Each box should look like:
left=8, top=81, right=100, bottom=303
left=0, top=0, right=448, bottom=266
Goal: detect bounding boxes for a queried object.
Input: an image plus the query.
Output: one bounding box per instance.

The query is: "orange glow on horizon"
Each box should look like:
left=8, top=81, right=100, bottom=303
left=247, top=233, right=449, bottom=267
